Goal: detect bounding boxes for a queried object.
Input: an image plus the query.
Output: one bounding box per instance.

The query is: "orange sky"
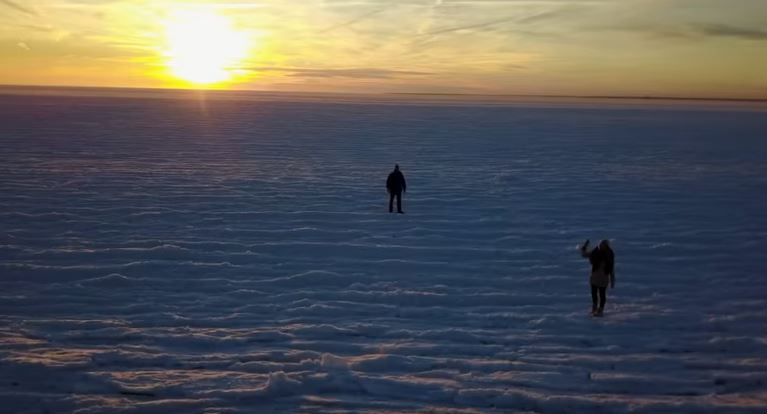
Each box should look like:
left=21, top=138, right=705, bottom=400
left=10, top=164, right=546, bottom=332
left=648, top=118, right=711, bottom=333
left=1, top=0, right=766, bottom=98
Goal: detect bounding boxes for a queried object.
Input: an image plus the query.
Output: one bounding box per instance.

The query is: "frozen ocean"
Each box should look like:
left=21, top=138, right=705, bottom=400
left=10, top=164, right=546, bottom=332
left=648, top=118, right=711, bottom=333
left=1, top=89, right=766, bottom=413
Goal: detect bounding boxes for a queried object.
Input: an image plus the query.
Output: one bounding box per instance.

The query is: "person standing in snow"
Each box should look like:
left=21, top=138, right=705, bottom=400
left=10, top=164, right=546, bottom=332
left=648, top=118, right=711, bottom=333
left=386, top=164, right=407, bottom=214
left=580, top=239, right=615, bottom=317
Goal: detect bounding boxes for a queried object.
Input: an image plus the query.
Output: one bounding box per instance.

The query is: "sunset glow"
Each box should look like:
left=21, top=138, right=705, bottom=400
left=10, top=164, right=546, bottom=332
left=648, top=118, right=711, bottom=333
left=0, top=0, right=765, bottom=98
left=163, top=10, right=252, bottom=85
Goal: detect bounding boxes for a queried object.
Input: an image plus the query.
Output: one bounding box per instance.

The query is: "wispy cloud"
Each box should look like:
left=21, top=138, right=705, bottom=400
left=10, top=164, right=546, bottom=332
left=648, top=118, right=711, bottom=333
left=607, top=22, right=767, bottom=42
left=421, top=16, right=516, bottom=36
left=0, top=0, right=37, bottom=15
left=321, top=8, right=388, bottom=33
left=244, top=66, right=434, bottom=79
left=18, top=23, right=56, bottom=32
left=694, top=23, right=767, bottom=40
left=419, top=5, right=584, bottom=37
left=322, top=0, right=604, bottom=3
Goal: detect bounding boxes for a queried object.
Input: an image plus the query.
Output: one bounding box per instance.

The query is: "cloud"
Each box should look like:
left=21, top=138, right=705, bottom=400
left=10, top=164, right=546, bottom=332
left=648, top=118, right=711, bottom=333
left=322, top=0, right=604, bottom=3
left=17, top=23, right=56, bottom=32
left=421, top=16, right=517, bottom=36
left=0, top=0, right=37, bottom=15
left=321, top=8, right=388, bottom=33
left=243, top=66, right=434, bottom=79
left=694, top=23, right=767, bottom=40
left=608, top=22, right=767, bottom=42
left=419, top=5, right=584, bottom=37
left=17, top=42, right=30, bottom=51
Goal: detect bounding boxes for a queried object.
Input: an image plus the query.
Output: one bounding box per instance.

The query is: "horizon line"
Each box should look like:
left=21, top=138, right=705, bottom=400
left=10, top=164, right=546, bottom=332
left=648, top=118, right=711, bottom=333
left=1, top=83, right=766, bottom=104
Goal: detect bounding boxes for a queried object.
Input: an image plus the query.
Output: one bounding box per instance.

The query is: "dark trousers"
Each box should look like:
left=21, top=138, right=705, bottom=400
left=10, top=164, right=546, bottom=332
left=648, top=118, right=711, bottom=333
left=591, top=285, right=607, bottom=311
left=389, top=191, right=403, bottom=213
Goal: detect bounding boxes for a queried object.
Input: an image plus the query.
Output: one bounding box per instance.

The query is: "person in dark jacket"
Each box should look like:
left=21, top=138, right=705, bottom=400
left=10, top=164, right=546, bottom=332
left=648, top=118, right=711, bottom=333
left=386, top=164, right=407, bottom=213
left=580, top=239, right=615, bottom=317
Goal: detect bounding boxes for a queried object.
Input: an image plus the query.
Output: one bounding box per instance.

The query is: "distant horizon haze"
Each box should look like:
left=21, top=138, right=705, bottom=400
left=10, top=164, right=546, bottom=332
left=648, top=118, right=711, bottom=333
left=1, top=85, right=766, bottom=114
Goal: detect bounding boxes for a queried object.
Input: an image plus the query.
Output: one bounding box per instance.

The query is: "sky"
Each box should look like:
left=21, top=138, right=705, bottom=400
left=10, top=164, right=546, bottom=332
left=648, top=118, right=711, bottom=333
left=0, top=0, right=765, bottom=98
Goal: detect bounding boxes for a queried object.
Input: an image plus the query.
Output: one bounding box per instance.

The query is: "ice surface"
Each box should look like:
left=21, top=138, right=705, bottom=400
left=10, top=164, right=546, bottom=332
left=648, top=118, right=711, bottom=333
left=1, top=92, right=766, bottom=413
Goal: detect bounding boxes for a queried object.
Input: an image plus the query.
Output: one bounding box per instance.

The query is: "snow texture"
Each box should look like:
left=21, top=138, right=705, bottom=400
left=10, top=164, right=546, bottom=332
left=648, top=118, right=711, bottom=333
left=1, top=91, right=766, bottom=413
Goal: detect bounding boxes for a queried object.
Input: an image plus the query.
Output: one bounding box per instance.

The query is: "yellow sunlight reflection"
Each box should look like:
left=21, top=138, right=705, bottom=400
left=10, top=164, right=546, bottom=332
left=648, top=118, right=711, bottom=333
left=163, top=9, right=252, bottom=86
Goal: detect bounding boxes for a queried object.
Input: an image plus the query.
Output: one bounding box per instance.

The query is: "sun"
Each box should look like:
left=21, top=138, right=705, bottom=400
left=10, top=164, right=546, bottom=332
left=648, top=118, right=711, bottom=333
left=163, top=10, right=251, bottom=85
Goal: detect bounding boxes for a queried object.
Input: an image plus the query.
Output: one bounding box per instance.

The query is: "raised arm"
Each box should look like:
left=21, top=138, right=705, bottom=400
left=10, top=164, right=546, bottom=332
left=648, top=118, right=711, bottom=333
left=580, top=239, right=591, bottom=258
